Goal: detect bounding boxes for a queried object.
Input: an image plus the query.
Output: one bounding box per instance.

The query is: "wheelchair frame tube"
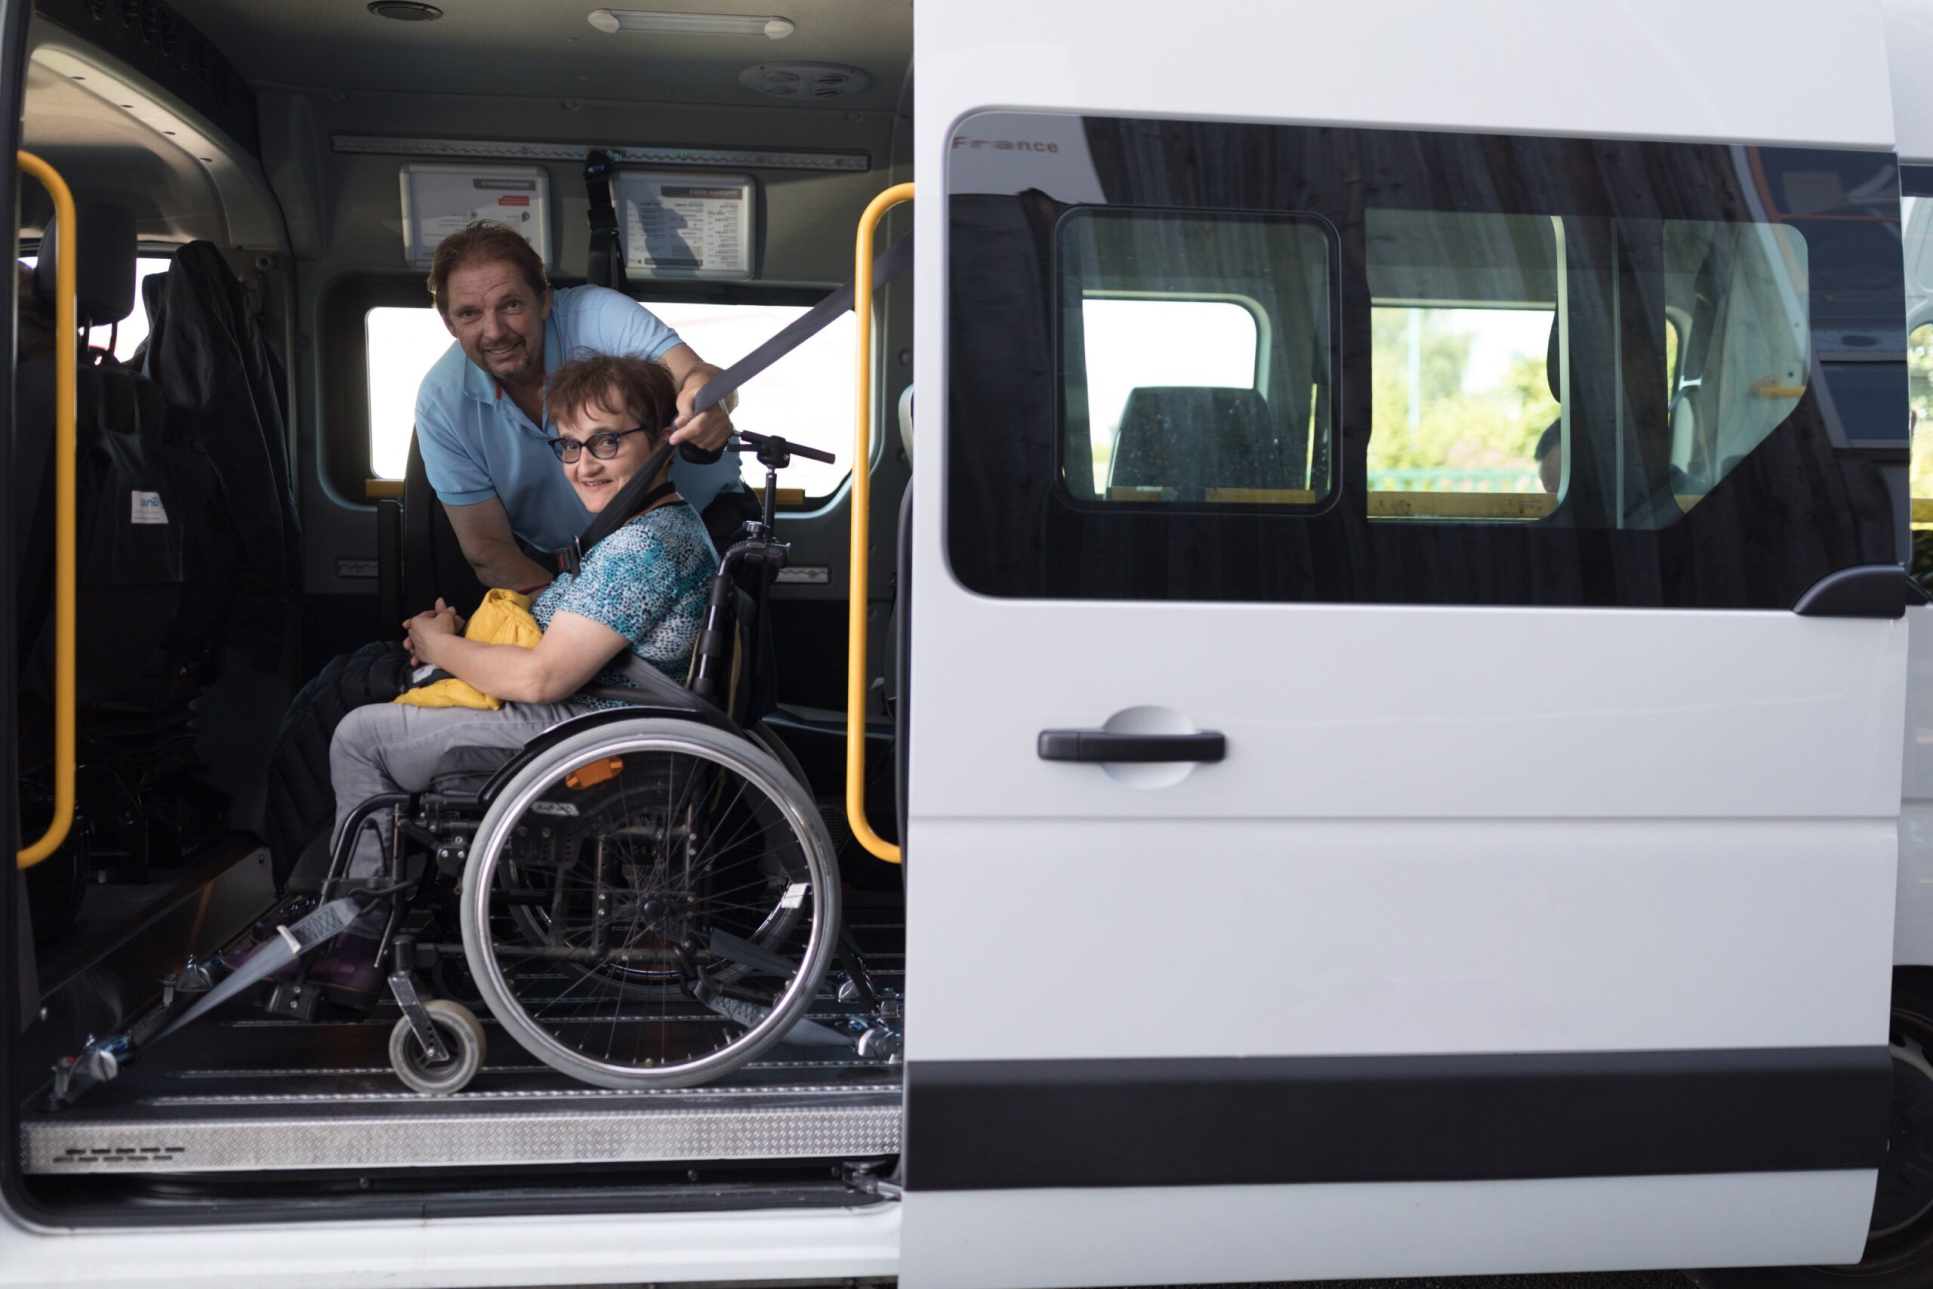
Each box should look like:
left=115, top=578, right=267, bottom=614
left=848, top=183, right=913, bottom=865
left=16, top=151, right=77, bottom=870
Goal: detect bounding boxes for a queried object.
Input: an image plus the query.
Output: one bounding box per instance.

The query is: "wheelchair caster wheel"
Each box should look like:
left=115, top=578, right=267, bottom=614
left=389, top=998, right=484, bottom=1095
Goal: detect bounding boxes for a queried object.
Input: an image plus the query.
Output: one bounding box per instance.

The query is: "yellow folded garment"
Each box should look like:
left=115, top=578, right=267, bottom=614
left=392, top=588, right=541, bottom=711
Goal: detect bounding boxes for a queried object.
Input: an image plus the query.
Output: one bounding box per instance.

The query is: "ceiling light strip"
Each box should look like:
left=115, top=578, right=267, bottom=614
left=331, top=134, right=868, bottom=173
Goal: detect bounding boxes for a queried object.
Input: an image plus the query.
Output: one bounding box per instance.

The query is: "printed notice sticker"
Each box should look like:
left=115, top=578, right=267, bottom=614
left=399, top=163, right=551, bottom=268
left=614, top=171, right=755, bottom=279
left=130, top=490, right=168, bottom=524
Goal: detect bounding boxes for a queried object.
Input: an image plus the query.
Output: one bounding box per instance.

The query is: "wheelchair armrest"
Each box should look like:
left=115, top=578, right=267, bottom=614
left=577, top=685, right=665, bottom=706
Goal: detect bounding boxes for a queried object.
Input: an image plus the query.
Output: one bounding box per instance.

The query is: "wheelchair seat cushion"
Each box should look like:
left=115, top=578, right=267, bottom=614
left=429, top=744, right=522, bottom=795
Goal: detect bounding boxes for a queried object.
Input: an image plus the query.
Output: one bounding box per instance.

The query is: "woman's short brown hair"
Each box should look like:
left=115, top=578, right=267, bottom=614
left=426, top=221, right=548, bottom=317
left=545, top=351, right=679, bottom=445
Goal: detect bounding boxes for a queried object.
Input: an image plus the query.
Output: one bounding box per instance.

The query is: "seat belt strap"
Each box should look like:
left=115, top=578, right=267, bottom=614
left=584, top=149, right=625, bottom=292
left=555, top=231, right=913, bottom=571
left=688, top=230, right=913, bottom=417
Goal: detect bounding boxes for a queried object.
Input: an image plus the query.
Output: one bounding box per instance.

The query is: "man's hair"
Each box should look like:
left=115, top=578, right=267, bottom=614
left=426, top=221, right=548, bottom=317
left=545, top=351, right=679, bottom=445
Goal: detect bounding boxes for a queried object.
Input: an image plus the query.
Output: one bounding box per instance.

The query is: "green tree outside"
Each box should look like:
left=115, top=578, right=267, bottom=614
left=1365, top=307, right=1559, bottom=494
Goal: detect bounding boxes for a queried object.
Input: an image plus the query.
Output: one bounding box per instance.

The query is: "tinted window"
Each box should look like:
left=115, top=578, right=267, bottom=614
left=1364, top=211, right=1810, bottom=527
left=947, top=112, right=1903, bottom=608
left=1058, top=210, right=1329, bottom=506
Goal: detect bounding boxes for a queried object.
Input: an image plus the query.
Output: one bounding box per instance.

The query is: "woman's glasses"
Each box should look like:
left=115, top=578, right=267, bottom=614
left=547, top=427, right=653, bottom=463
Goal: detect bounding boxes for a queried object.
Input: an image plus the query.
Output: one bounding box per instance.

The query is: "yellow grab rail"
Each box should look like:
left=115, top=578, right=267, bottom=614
left=847, top=182, right=913, bottom=865
left=16, top=152, right=78, bottom=869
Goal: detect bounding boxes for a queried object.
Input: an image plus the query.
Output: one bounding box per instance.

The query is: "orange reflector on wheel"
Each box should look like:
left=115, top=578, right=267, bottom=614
left=565, top=757, right=624, bottom=790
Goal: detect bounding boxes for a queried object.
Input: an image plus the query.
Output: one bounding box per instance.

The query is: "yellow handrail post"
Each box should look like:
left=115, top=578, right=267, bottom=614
left=847, top=182, right=913, bottom=865
left=16, top=152, right=77, bottom=869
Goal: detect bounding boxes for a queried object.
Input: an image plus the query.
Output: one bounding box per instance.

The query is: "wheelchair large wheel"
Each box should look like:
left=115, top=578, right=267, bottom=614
left=459, top=718, right=841, bottom=1090
left=500, top=718, right=815, bottom=1006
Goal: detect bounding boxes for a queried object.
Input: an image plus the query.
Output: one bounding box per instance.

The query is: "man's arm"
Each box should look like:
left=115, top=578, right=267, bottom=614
left=442, top=496, right=556, bottom=592
left=657, top=341, right=736, bottom=452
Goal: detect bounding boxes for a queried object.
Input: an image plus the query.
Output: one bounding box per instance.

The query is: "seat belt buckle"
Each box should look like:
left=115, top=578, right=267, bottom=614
left=556, top=539, right=581, bottom=578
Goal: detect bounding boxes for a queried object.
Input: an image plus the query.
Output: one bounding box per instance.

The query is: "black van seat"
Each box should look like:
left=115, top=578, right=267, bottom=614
left=139, top=241, right=301, bottom=671
left=14, top=205, right=239, bottom=880
left=1106, top=385, right=1289, bottom=502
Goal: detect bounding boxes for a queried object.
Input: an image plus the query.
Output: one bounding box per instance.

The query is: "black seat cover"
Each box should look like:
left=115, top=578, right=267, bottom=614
left=140, top=241, right=300, bottom=669
left=14, top=206, right=235, bottom=713
left=1106, top=386, right=1288, bottom=503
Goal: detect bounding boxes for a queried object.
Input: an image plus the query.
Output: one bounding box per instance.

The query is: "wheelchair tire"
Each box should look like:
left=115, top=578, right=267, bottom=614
left=388, top=998, right=485, bottom=1096
left=460, top=718, right=841, bottom=1090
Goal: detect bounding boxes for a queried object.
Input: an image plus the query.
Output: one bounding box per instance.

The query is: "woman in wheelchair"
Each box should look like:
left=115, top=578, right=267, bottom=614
left=244, top=351, right=849, bottom=1095
left=319, top=352, right=713, bottom=991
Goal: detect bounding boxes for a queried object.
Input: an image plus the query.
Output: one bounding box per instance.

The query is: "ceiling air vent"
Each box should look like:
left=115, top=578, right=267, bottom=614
left=740, top=62, right=869, bottom=100
left=368, top=1, right=443, bottom=20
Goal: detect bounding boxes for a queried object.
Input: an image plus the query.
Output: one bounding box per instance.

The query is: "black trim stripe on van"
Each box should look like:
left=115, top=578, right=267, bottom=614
left=902, top=1047, right=1893, bottom=1191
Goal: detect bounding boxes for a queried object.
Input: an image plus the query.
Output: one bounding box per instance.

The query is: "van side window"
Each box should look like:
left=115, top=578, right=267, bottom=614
left=1913, top=321, right=1933, bottom=507
left=1363, top=211, right=1810, bottom=527
left=1367, top=300, right=1563, bottom=517
left=1057, top=210, right=1332, bottom=506
left=1904, top=171, right=1933, bottom=557
left=946, top=110, right=1903, bottom=608
left=363, top=299, right=856, bottom=496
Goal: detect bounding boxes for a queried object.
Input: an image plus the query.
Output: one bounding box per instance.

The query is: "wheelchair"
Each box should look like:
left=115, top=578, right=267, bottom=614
left=50, top=431, right=901, bottom=1104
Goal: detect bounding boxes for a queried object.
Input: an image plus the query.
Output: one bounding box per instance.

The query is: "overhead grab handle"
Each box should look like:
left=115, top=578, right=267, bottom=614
left=848, top=182, right=914, bottom=866
left=16, top=151, right=78, bottom=870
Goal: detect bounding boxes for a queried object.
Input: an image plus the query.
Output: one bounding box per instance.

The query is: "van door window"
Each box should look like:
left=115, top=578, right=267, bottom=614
left=364, top=299, right=856, bottom=497
left=1914, top=321, right=1933, bottom=506
left=1056, top=209, right=1328, bottom=506
left=1363, top=210, right=1810, bottom=526
left=1078, top=296, right=1262, bottom=497
left=1367, top=302, right=1562, bottom=515
left=947, top=111, right=1900, bottom=608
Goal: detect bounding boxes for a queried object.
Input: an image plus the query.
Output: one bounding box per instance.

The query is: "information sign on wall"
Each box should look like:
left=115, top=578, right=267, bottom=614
left=613, top=171, right=755, bottom=279
left=399, top=162, right=553, bottom=269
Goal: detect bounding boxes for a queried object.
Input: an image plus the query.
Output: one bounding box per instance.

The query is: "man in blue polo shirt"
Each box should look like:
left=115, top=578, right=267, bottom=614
left=414, top=220, right=740, bottom=591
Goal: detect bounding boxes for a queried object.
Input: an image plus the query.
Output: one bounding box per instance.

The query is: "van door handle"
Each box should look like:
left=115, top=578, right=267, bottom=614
left=1037, top=730, right=1226, bottom=763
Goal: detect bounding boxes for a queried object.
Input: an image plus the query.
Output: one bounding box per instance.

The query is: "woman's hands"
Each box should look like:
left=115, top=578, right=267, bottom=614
left=397, top=598, right=624, bottom=706
left=404, top=598, right=464, bottom=666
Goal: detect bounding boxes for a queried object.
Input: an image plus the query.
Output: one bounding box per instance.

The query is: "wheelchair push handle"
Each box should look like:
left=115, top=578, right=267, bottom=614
left=728, top=428, right=836, bottom=467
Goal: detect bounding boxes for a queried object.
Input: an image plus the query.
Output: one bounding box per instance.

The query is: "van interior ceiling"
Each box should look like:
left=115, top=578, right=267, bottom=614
left=9, top=0, right=914, bottom=1220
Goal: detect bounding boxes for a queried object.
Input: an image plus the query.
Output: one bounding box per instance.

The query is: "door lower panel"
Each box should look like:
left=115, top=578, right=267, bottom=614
left=899, top=1172, right=1878, bottom=1289
left=903, top=1048, right=1891, bottom=1190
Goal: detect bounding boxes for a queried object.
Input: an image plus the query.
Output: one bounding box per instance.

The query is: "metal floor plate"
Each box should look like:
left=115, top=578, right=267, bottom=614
left=23, top=914, right=906, bottom=1176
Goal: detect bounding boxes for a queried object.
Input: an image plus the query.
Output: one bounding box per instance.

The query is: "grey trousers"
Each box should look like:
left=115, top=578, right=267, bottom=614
left=328, top=699, right=578, bottom=928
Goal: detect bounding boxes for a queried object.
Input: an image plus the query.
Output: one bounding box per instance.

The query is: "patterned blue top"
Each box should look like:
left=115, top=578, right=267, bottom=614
left=531, top=501, right=717, bottom=711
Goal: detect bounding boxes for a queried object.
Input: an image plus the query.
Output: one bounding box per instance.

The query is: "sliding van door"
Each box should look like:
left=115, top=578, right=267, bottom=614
left=900, top=107, right=1908, bottom=1287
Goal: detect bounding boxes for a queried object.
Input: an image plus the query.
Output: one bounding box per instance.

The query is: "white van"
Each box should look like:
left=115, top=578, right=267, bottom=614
left=6, top=1, right=1933, bottom=1286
